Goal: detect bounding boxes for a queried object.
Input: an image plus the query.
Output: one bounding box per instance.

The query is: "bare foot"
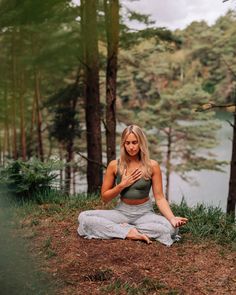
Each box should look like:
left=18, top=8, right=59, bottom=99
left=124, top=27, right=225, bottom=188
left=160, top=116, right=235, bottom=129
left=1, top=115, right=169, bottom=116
left=126, top=228, right=152, bottom=244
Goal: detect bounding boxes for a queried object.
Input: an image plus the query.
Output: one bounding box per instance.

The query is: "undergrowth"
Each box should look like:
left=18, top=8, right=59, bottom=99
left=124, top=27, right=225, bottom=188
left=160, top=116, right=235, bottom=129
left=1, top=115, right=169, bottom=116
left=2, top=188, right=236, bottom=247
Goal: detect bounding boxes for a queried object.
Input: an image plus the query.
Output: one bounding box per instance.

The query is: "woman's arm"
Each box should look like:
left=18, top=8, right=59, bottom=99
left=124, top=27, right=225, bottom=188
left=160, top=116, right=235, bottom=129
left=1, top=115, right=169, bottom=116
left=101, top=160, right=124, bottom=203
left=151, top=160, right=188, bottom=227
left=101, top=160, right=142, bottom=204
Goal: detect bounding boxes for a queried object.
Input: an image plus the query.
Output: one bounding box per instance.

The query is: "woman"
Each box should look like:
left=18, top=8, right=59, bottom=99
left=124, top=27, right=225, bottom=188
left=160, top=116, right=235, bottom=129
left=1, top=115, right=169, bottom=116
left=78, top=125, right=188, bottom=246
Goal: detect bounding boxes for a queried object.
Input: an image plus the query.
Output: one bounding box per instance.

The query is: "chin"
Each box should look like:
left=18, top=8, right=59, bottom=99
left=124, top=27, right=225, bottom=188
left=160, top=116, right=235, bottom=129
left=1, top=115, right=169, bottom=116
left=129, top=152, right=138, bottom=156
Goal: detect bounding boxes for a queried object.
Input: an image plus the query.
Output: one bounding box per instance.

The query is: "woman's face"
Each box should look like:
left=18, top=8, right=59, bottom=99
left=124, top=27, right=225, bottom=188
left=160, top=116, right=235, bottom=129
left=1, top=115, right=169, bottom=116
left=124, top=132, right=140, bottom=157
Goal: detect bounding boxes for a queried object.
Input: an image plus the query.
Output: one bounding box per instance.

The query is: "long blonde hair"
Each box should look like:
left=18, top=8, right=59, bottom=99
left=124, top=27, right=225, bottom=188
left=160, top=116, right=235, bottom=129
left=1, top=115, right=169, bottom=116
left=119, top=125, right=152, bottom=179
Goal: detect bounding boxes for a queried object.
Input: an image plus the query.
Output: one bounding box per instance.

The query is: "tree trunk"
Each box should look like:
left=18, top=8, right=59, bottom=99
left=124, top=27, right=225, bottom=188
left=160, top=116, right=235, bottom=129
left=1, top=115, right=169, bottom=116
left=73, top=166, right=77, bottom=195
left=34, top=70, right=44, bottom=162
left=165, top=127, right=172, bottom=201
left=11, top=29, right=18, bottom=160
left=3, top=84, right=11, bottom=162
left=28, top=92, right=36, bottom=159
left=64, top=140, right=73, bottom=195
left=59, top=144, right=64, bottom=191
left=19, top=71, right=27, bottom=161
left=104, top=0, right=119, bottom=164
left=82, top=0, right=103, bottom=194
left=227, top=113, right=236, bottom=216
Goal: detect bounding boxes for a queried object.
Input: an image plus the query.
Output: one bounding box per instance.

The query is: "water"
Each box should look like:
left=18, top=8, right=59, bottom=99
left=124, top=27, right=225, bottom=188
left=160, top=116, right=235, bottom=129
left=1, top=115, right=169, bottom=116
left=168, top=115, right=233, bottom=211
left=75, top=114, right=233, bottom=212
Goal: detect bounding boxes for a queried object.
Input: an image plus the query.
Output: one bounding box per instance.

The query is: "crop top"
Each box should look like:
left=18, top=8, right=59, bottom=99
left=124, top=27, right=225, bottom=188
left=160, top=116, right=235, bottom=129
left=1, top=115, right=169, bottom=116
left=115, top=161, right=152, bottom=200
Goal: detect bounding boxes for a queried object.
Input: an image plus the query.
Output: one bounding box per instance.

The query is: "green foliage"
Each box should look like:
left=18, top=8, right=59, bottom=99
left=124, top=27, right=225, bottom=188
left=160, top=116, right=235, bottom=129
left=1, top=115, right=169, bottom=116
left=16, top=193, right=236, bottom=247
left=0, top=158, right=63, bottom=201
left=170, top=199, right=236, bottom=246
left=46, top=83, right=81, bottom=144
left=101, top=277, right=181, bottom=294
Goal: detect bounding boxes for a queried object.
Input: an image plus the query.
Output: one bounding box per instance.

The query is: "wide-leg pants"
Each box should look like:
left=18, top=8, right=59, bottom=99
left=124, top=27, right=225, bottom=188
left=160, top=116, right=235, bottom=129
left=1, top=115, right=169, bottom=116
left=77, top=199, right=179, bottom=246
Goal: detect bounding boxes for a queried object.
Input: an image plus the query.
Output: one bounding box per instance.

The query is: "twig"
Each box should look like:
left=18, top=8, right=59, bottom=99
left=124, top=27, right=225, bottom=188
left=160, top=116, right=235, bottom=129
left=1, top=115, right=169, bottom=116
left=76, top=151, right=107, bottom=169
left=226, top=120, right=236, bottom=129
left=102, top=118, right=109, bottom=133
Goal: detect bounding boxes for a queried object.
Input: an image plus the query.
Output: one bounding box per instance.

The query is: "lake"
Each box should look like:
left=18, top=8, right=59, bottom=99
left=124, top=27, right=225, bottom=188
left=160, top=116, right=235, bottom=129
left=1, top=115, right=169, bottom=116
left=76, top=114, right=233, bottom=212
left=168, top=113, right=233, bottom=211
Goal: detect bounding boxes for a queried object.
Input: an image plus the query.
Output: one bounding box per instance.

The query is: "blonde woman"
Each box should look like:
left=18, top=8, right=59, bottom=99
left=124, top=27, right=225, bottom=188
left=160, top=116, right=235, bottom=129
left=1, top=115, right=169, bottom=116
left=78, top=125, right=188, bottom=246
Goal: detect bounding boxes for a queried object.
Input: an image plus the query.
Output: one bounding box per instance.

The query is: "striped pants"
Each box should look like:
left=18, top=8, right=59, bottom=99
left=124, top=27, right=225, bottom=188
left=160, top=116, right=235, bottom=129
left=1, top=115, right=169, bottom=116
left=78, top=199, right=179, bottom=246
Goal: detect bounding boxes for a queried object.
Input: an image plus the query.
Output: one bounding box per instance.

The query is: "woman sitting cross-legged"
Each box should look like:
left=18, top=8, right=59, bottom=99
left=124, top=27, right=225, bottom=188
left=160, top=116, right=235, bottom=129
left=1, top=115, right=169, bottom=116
left=77, top=125, right=188, bottom=246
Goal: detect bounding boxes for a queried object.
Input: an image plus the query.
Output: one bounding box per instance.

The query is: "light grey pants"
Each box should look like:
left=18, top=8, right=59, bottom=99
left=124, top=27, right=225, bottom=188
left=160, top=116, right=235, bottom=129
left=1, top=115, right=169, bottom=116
left=77, top=199, right=179, bottom=246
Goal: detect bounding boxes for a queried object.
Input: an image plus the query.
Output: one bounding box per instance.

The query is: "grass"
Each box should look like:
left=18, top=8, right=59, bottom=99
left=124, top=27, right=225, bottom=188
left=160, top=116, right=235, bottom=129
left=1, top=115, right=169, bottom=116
left=101, top=277, right=181, bottom=294
left=1, top=189, right=235, bottom=294
left=2, top=188, right=236, bottom=248
left=169, top=199, right=236, bottom=246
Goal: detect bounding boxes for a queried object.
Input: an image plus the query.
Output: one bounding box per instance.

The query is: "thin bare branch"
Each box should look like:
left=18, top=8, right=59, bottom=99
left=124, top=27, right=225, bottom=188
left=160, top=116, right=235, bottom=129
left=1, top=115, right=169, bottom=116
left=76, top=151, right=107, bottom=169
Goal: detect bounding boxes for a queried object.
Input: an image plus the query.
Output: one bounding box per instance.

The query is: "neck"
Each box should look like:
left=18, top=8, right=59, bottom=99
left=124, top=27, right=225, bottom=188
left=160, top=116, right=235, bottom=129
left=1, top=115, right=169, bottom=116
left=128, top=155, right=140, bottom=163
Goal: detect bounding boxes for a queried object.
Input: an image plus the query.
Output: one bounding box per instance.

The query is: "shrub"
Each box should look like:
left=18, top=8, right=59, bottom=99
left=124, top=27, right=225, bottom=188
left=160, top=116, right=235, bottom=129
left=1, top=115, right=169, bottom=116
left=0, top=158, right=63, bottom=201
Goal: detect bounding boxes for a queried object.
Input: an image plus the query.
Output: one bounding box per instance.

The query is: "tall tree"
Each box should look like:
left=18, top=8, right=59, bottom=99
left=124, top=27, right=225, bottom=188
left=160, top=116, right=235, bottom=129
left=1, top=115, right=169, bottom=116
left=104, top=0, right=119, bottom=164
left=196, top=101, right=236, bottom=216
left=227, top=110, right=236, bottom=215
left=81, top=0, right=103, bottom=193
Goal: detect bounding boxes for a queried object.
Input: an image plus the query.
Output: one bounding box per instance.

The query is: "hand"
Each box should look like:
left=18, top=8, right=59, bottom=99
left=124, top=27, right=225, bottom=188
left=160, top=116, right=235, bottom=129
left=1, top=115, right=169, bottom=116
left=120, top=168, right=142, bottom=189
left=170, top=216, right=188, bottom=228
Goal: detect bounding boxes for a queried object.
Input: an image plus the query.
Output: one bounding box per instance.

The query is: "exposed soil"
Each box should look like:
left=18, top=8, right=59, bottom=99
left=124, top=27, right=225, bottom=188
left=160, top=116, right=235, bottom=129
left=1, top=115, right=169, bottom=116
left=20, top=207, right=236, bottom=295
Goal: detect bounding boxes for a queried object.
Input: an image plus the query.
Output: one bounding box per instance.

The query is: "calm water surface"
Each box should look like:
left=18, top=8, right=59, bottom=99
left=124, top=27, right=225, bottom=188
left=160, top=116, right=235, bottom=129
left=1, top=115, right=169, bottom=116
left=76, top=115, right=233, bottom=212
left=168, top=116, right=233, bottom=211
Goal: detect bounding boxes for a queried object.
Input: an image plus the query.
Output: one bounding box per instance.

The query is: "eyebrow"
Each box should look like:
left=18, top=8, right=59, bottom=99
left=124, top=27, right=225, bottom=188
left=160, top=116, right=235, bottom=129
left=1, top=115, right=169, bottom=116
left=125, top=140, right=138, bottom=143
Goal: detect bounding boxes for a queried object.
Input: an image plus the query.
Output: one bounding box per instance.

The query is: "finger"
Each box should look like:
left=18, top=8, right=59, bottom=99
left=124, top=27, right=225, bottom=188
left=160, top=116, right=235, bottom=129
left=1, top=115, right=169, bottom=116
left=132, top=173, right=142, bottom=181
left=133, top=172, right=142, bottom=180
left=131, top=168, right=142, bottom=175
left=177, top=217, right=188, bottom=222
left=129, top=172, right=142, bottom=182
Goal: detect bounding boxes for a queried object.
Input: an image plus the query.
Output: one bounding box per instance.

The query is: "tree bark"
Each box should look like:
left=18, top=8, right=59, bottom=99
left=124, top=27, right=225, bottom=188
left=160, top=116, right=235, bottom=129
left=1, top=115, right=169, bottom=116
left=104, top=0, right=119, bottom=164
left=82, top=0, right=103, bottom=194
left=3, top=83, right=11, bottom=162
left=19, top=69, right=27, bottom=161
left=34, top=70, right=44, bottom=162
left=11, top=29, right=18, bottom=160
left=165, top=127, right=172, bottom=201
left=29, top=92, right=36, bottom=159
left=227, top=113, right=236, bottom=216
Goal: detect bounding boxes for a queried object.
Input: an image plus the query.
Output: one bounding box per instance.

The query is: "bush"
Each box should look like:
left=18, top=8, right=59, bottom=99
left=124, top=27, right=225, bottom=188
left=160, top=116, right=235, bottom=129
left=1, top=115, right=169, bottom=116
left=0, top=158, right=63, bottom=201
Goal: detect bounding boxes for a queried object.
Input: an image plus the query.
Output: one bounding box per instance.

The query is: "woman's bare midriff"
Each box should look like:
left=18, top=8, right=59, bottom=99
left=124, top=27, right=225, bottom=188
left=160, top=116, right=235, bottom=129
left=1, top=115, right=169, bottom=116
left=121, top=196, right=149, bottom=205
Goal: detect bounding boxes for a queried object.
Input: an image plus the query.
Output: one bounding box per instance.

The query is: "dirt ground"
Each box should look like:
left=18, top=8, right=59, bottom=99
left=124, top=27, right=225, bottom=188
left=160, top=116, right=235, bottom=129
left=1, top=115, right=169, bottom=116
left=20, top=209, right=236, bottom=295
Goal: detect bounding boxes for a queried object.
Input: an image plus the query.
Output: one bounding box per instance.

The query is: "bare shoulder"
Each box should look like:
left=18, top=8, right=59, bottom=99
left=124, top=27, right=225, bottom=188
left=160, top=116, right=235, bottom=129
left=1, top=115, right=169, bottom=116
left=150, top=159, right=160, bottom=168
left=150, top=159, right=161, bottom=174
left=107, top=159, right=118, bottom=174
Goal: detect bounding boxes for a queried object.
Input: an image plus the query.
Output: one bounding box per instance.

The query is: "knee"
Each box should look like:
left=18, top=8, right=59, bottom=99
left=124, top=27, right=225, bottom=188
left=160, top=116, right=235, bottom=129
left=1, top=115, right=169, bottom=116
left=78, top=211, right=90, bottom=224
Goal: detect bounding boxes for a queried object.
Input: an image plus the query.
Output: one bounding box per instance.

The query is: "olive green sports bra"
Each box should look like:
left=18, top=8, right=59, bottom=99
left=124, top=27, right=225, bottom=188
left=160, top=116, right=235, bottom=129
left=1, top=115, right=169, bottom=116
left=115, top=161, right=152, bottom=200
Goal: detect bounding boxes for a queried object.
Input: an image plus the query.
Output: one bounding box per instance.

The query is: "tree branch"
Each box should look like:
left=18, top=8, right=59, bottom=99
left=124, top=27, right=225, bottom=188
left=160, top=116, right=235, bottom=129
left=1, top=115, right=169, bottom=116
left=102, top=118, right=109, bottom=133
left=76, top=151, right=107, bottom=169
left=194, top=102, right=236, bottom=113
left=226, top=119, right=236, bottom=129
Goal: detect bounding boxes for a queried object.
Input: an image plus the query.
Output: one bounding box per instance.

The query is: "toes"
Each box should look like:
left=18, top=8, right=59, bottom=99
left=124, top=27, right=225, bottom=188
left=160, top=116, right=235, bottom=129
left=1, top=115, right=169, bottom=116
left=143, top=235, right=152, bottom=244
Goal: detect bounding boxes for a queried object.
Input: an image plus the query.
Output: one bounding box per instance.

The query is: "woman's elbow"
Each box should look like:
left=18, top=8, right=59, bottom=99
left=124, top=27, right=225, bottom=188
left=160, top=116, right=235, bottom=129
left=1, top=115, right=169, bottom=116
left=101, top=192, right=108, bottom=204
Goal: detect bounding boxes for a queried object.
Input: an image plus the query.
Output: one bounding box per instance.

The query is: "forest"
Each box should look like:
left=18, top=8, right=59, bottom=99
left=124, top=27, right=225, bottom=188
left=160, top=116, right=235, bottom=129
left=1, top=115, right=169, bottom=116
left=0, top=1, right=236, bottom=295
left=0, top=0, right=235, bottom=215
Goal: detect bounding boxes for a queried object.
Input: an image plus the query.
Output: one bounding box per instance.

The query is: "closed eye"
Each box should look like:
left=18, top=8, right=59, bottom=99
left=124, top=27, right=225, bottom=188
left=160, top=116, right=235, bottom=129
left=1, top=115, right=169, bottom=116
left=125, top=141, right=138, bottom=145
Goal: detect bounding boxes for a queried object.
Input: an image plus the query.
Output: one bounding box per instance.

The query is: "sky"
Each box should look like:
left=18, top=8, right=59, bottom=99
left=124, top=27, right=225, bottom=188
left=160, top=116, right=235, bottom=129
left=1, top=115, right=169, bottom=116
left=122, top=0, right=235, bottom=30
